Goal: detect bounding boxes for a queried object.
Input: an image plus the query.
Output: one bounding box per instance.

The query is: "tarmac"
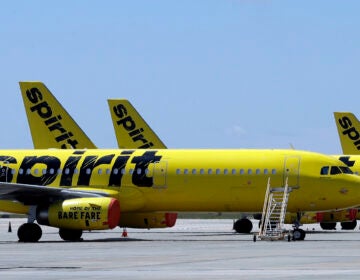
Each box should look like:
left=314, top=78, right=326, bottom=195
left=1, top=218, right=360, bottom=279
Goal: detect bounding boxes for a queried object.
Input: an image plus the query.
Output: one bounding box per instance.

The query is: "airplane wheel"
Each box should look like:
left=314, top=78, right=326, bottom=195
left=341, top=220, right=357, bottom=230
left=292, top=229, right=305, bottom=241
left=320, top=222, right=337, bottom=230
left=18, top=223, right=42, bottom=242
left=59, top=228, right=83, bottom=241
left=233, top=218, right=253, bottom=233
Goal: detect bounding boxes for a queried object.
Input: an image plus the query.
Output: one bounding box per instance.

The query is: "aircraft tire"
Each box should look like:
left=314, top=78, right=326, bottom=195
left=320, top=222, right=337, bottom=230
left=59, top=228, right=83, bottom=241
left=341, top=220, right=357, bottom=230
left=233, top=218, right=253, bottom=233
left=18, top=223, right=42, bottom=242
left=292, top=229, right=305, bottom=241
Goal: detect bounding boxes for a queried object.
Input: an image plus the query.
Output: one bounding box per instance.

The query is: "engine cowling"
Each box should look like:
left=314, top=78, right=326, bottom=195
left=37, top=197, right=120, bottom=230
left=120, top=212, right=177, bottom=229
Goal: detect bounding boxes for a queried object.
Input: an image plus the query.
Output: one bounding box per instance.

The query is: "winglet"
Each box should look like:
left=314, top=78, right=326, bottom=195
left=19, top=81, right=97, bottom=149
left=108, top=99, right=166, bottom=149
left=334, top=112, right=360, bottom=154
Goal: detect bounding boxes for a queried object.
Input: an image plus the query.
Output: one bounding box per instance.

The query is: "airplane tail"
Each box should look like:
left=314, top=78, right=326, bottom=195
left=108, top=99, right=166, bottom=149
left=334, top=112, right=360, bottom=154
left=19, top=81, right=97, bottom=149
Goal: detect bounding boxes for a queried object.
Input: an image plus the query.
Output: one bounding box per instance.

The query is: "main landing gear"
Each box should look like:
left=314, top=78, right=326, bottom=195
left=233, top=218, right=253, bottom=233
left=18, top=223, right=42, bottom=242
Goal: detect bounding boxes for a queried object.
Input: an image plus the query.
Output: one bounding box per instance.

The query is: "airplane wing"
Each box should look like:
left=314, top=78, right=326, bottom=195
left=0, top=182, right=109, bottom=205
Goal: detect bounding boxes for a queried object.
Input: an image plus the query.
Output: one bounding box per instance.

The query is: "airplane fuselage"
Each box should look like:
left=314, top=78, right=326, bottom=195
left=1, top=149, right=360, bottom=215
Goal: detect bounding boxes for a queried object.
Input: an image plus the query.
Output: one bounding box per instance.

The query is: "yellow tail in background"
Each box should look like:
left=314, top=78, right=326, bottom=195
left=334, top=112, right=360, bottom=155
left=19, top=82, right=97, bottom=149
left=108, top=99, right=166, bottom=149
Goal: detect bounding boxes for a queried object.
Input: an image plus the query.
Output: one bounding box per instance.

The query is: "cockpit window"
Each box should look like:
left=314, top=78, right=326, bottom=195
left=330, top=166, right=341, bottom=175
left=339, top=166, right=353, bottom=174
left=320, top=166, right=329, bottom=175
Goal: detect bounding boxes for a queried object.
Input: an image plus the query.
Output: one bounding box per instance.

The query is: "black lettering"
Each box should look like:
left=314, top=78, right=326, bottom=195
left=339, top=156, right=356, bottom=167
left=30, top=101, right=52, bottom=119
left=339, top=117, right=352, bottom=129
left=17, top=156, right=61, bottom=185
left=113, top=104, right=127, bottom=119
left=117, top=116, right=136, bottom=131
left=343, top=127, right=360, bottom=141
left=55, top=132, right=73, bottom=142
left=48, top=122, right=67, bottom=134
left=108, top=151, right=134, bottom=186
left=129, top=128, right=144, bottom=137
left=0, top=156, right=17, bottom=182
left=77, top=154, right=115, bottom=186
left=44, top=115, right=62, bottom=126
left=26, top=87, right=43, bottom=104
left=60, top=154, right=82, bottom=186
left=58, top=211, right=63, bottom=219
left=131, top=151, right=162, bottom=187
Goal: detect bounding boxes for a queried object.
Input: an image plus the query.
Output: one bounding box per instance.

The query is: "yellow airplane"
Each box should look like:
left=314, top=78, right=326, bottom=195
left=1, top=148, right=360, bottom=242
left=19, top=82, right=177, bottom=232
left=10, top=83, right=360, bottom=243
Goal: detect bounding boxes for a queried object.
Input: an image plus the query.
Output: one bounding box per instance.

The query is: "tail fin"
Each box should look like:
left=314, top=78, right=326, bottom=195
left=19, top=81, right=97, bottom=149
left=108, top=99, right=166, bottom=149
left=334, top=112, right=360, bottom=154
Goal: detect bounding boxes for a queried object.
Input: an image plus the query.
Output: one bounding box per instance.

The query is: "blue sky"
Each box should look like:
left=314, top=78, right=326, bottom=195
left=1, top=1, right=360, bottom=154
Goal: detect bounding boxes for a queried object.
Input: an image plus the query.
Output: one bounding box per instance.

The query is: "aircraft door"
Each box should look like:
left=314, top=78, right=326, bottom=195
left=0, top=161, right=11, bottom=182
left=284, top=157, right=300, bottom=187
left=153, top=161, right=167, bottom=188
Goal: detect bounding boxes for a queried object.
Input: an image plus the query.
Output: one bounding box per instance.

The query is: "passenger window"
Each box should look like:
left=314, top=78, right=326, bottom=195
left=74, top=168, right=79, bottom=174
left=26, top=169, right=31, bottom=175
left=11, top=169, right=16, bottom=175
left=216, top=169, right=221, bottom=175
left=34, top=169, right=39, bottom=175
left=232, top=169, right=236, bottom=175
left=184, top=169, right=189, bottom=175
left=208, top=169, right=213, bottom=175
left=224, top=169, right=228, bottom=175
left=248, top=169, right=252, bottom=175
left=176, top=169, right=181, bottom=175
left=57, top=169, right=62, bottom=175
left=137, top=168, right=142, bottom=175
left=264, top=169, right=269, bottom=175
left=256, top=169, right=261, bottom=175
left=19, top=169, right=23, bottom=175
left=272, top=169, right=276, bottom=175
left=192, top=169, right=196, bottom=175
left=98, top=169, right=102, bottom=175
left=320, top=166, right=329, bottom=175
left=113, top=168, right=119, bottom=175
left=129, top=169, right=134, bottom=175
left=86, top=168, right=91, bottom=175
left=330, top=166, right=341, bottom=175
left=240, top=169, right=245, bottom=175
left=121, top=168, right=126, bottom=175
left=65, top=168, right=70, bottom=175
left=49, top=168, right=55, bottom=175
left=200, top=169, right=205, bottom=175
left=42, top=169, right=47, bottom=175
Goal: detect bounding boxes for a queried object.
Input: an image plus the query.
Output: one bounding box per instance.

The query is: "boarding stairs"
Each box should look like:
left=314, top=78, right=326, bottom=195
left=257, top=177, right=290, bottom=241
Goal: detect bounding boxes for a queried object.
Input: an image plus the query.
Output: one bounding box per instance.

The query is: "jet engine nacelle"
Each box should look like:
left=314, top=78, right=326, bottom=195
left=36, top=197, right=120, bottom=230
left=120, top=212, right=177, bottom=229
